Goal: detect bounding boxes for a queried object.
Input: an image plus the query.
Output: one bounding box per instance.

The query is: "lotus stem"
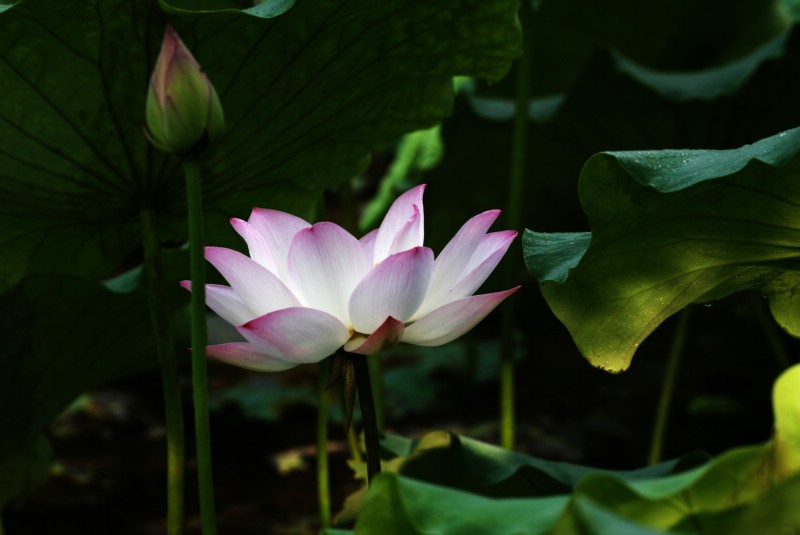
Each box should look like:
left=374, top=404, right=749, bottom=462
left=184, top=160, right=218, bottom=534
left=500, top=0, right=533, bottom=450
left=317, top=360, right=331, bottom=529
left=353, top=357, right=381, bottom=484
left=347, top=425, right=363, bottom=463
left=141, top=207, right=185, bottom=535
left=648, top=308, right=692, bottom=465
left=367, top=356, right=385, bottom=432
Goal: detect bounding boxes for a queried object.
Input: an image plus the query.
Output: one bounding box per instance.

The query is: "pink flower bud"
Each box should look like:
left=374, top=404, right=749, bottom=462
left=145, top=25, right=224, bottom=155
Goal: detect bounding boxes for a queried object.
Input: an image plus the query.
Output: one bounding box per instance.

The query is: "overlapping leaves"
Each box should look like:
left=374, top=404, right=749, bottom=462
left=326, top=364, right=800, bottom=534
left=523, top=126, right=800, bottom=371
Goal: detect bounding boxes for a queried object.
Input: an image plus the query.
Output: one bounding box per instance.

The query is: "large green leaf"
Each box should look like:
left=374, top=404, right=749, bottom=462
left=399, top=433, right=703, bottom=498
left=356, top=473, right=569, bottom=535
left=0, top=0, right=521, bottom=290
left=0, top=275, right=160, bottom=462
left=523, top=126, right=800, bottom=371
left=347, top=365, right=800, bottom=534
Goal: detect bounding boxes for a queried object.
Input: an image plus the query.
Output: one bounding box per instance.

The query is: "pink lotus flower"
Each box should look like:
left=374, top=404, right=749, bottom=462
left=181, top=185, right=518, bottom=371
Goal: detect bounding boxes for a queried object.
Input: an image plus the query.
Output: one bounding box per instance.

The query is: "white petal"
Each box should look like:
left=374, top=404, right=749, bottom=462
left=205, top=246, right=301, bottom=317
left=465, top=230, right=517, bottom=274
left=414, top=210, right=501, bottom=317
left=287, top=222, right=371, bottom=323
left=402, top=288, right=519, bottom=346
left=230, top=218, right=277, bottom=273
left=247, top=208, right=310, bottom=280
left=449, top=231, right=516, bottom=301
left=372, top=184, right=425, bottom=264
left=388, top=205, right=423, bottom=256
left=181, top=281, right=255, bottom=325
left=207, top=342, right=299, bottom=372
left=238, top=307, right=350, bottom=363
left=360, top=228, right=379, bottom=262
left=349, top=246, right=434, bottom=333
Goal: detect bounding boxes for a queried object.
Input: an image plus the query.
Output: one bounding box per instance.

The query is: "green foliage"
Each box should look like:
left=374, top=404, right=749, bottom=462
left=0, top=276, right=160, bottom=461
left=359, top=126, right=444, bottom=231
left=0, top=436, right=51, bottom=510
left=332, top=365, right=800, bottom=534
left=0, top=0, right=521, bottom=487
left=523, top=127, right=800, bottom=371
left=0, top=0, right=520, bottom=290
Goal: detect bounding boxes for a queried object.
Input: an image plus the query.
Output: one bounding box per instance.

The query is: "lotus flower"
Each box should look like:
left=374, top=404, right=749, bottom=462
left=145, top=25, right=224, bottom=155
left=181, top=185, right=518, bottom=371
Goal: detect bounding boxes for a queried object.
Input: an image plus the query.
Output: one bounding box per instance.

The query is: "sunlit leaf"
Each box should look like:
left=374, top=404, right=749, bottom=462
left=524, top=127, right=800, bottom=371
left=351, top=365, right=800, bottom=533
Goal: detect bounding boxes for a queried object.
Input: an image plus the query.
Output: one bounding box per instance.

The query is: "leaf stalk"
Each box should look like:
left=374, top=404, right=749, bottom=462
left=141, top=207, right=185, bottom=535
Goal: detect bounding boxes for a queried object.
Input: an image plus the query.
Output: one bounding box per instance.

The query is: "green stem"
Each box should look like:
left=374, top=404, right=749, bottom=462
left=141, top=207, right=185, bottom=535
left=317, top=360, right=331, bottom=529
left=648, top=309, right=692, bottom=465
left=367, top=356, right=385, bottom=432
left=347, top=425, right=364, bottom=463
left=500, top=0, right=533, bottom=450
left=353, top=357, right=381, bottom=484
left=184, top=160, right=217, bottom=534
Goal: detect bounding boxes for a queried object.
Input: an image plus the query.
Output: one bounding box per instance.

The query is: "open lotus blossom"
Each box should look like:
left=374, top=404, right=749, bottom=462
left=181, top=185, right=519, bottom=371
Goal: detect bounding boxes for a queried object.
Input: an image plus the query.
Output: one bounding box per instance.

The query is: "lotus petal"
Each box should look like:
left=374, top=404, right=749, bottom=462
left=205, top=246, right=300, bottom=316
left=349, top=246, right=434, bottom=333
left=403, top=288, right=519, bottom=346
left=239, top=307, right=350, bottom=363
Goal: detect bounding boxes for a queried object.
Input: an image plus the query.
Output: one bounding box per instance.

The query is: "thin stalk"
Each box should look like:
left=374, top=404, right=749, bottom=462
left=141, top=207, right=185, bottom=535
left=317, top=360, right=331, bottom=529
left=1, top=512, right=6, bottom=535
left=648, top=309, right=692, bottom=465
left=353, top=358, right=381, bottom=484
left=500, top=0, right=533, bottom=450
left=184, top=160, right=217, bottom=534
left=367, top=356, right=385, bottom=432
left=347, top=425, right=364, bottom=464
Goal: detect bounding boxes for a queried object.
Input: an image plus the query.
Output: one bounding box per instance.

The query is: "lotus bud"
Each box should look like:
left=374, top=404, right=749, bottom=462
left=145, top=25, right=224, bottom=155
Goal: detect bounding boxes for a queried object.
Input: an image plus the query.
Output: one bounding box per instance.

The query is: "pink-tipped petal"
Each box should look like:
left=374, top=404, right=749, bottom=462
left=239, top=307, right=350, bottom=363
left=447, top=231, right=517, bottom=301
left=344, top=316, right=405, bottom=355
left=360, top=228, right=379, bottom=261
left=349, top=246, right=434, bottom=333
left=247, top=208, right=311, bottom=279
left=230, top=218, right=277, bottom=273
left=388, top=205, right=423, bottom=256
left=372, top=185, right=426, bottom=264
left=466, top=230, right=518, bottom=274
left=182, top=281, right=255, bottom=325
left=402, top=287, right=520, bottom=346
left=205, top=246, right=300, bottom=317
left=207, top=342, right=298, bottom=372
left=415, top=210, right=502, bottom=316
left=287, top=222, right=371, bottom=322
